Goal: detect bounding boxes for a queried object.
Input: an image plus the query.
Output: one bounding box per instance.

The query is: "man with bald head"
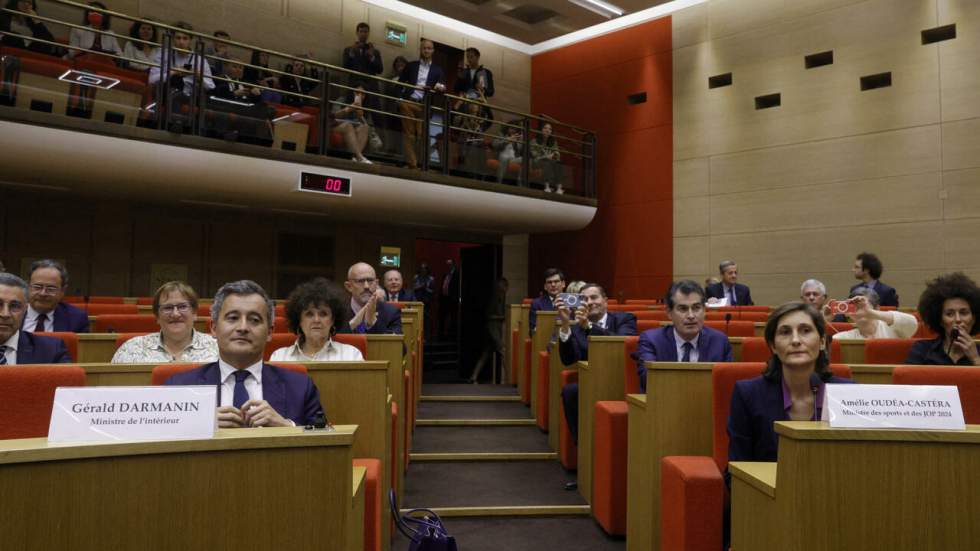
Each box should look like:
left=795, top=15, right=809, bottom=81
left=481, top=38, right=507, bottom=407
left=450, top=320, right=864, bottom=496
left=341, top=262, right=403, bottom=334
left=383, top=269, right=416, bottom=302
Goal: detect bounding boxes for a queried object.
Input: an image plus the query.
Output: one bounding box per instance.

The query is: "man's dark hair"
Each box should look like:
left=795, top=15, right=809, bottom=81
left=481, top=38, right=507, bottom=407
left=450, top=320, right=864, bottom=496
left=582, top=283, right=606, bottom=298
left=465, top=47, right=480, bottom=58
left=284, top=278, right=351, bottom=344
left=172, top=20, right=193, bottom=32
left=762, top=302, right=831, bottom=382
left=917, top=272, right=980, bottom=336
left=665, top=280, right=705, bottom=309
left=543, top=268, right=565, bottom=282
left=856, top=252, right=883, bottom=280
left=718, top=260, right=736, bottom=274
left=211, top=280, right=274, bottom=329
left=213, top=30, right=230, bottom=38
left=29, top=259, right=69, bottom=287
left=356, top=22, right=370, bottom=32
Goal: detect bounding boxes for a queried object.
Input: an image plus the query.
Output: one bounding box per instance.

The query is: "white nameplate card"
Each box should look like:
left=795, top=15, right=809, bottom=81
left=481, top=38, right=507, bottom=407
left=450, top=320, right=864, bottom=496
left=822, top=384, right=965, bottom=430
left=48, top=386, right=217, bottom=443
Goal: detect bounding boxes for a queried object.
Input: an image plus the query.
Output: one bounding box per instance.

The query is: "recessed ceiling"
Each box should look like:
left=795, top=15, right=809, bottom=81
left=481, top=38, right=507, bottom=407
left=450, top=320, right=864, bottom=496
left=401, top=0, right=673, bottom=45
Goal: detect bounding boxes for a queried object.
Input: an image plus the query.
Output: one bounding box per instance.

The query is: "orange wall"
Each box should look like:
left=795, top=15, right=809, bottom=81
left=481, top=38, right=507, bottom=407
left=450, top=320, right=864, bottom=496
left=529, top=17, right=673, bottom=300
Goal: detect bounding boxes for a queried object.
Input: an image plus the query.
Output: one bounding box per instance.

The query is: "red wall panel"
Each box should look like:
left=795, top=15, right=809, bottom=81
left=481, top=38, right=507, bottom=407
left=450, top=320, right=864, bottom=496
left=529, top=17, right=673, bottom=301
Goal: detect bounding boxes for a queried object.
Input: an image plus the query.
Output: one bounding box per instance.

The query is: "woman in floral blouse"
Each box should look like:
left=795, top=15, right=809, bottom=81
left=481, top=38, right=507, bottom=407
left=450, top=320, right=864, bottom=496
left=111, top=281, right=218, bottom=363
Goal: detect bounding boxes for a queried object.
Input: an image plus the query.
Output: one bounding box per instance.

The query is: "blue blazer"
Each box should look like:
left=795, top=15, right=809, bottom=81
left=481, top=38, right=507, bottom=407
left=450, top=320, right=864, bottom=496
left=398, top=61, right=445, bottom=99
left=528, top=295, right=555, bottom=333
left=558, top=311, right=637, bottom=366
left=849, top=280, right=898, bottom=307
left=387, top=289, right=416, bottom=302
left=705, top=282, right=754, bottom=306
left=164, top=362, right=324, bottom=425
left=15, top=331, right=72, bottom=364
left=338, top=301, right=403, bottom=335
left=634, top=326, right=733, bottom=392
left=23, top=302, right=90, bottom=333
left=727, top=375, right=854, bottom=464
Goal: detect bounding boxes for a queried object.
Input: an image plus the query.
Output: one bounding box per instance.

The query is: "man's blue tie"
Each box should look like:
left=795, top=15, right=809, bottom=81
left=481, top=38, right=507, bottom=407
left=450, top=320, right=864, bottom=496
left=681, top=342, right=693, bottom=362
left=728, top=287, right=736, bottom=306
left=233, top=370, right=250, bottom=409
left=0, top=345, right=7, bottom=365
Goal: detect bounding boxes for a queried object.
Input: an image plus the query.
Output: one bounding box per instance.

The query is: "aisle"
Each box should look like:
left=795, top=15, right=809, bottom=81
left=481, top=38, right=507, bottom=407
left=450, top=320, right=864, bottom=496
left=393, top=383, right=625, bottom=551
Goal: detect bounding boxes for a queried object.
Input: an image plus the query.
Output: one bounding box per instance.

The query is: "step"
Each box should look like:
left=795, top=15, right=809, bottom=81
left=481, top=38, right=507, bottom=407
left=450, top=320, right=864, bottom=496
left=416, top=419, right=536, bottom=426
left=421, top=383, right=520, bottom=397
left=410, top=452, right=557, bottom=461
left=401, top=460, right=584, bottom=509
left=412, top=425, right=552, bottom=454
left=420, top=395, right=522, bottom=402
left=399, top=505, right=590, bottom=518
left=417, top=401, right=532, bottom=420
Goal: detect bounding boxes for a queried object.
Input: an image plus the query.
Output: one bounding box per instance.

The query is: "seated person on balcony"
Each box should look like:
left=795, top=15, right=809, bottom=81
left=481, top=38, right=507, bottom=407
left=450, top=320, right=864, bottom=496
left=0, top=273, right=71, bottom=364
left=1, top=0, right=58, bottom=55
left=242, top=49, right=280, bottom=103
left=493, top=123, right=524, bottom=185
left=166, top=280, right=324, bottom=428
left=634, top=280, right=733, bottom=392
left=531, top=122, right=564, bottom=193
left=332, top=85, right=373, bottom=164
left=383, top=270, right=415, bottom=302
left=122, top=20, right=158, bottom=71
left=830, top=288, right=918, bottom=340
left=112, top=281, right=218, bottom=363
left=68, top=2, right=123, bottom=59
left=558, top=283, right=637, bottom=443
left=270, top=278, right=364, bottom=362
left=204, top=30, right=230, bottom=77
left=278, top=55, right=317, bottom=107
left=147, top=21, right=214, bottom=98
left=905, top=272, right=980, bottom=366
left=341, top=262, right=402, bottom=335
left=202, top=57, right=272, bottom=143
left=23, top=259, right=88, bottom=333
left=398, top=38, right=445, bottom=169
left=529, top=268, right=565, bottom=333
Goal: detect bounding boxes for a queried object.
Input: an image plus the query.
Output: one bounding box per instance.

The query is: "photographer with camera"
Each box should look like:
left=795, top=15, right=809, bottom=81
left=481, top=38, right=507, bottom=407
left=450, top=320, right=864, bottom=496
left=830, top=287, right=918, bottom=340
left=529, top=268, right=565, bottom=333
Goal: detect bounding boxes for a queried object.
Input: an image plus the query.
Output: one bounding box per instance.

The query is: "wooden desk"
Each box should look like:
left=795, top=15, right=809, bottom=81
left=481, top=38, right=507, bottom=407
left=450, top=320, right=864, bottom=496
left=0, top=426, right=358, bottom=550
left=350, top=465, right=367, bottom=551
left=731, top=422, right=980, bottom=550
left=506, top=304, right=523, bottom=386
left=531, top=311, right=557, bottom=423
left=575, top=336, right=630, bottom=503
left=626, top=394, right=653, bottom=551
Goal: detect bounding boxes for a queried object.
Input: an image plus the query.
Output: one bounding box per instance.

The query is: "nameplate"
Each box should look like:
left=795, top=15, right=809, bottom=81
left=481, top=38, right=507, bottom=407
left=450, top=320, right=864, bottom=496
left=823, top=384, right=965, bottom=430
left=48, top=386, right=217, bottom=443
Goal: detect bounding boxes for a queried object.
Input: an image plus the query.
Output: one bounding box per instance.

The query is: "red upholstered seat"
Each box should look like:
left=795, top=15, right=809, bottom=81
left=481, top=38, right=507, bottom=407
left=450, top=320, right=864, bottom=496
left=136, top=296, right=154, bottom=305
left=893, top=366, right=980, bottom=423
left=864, top=338, right=920, bottom=365
left=265, top=362, right=308, bottom=375
left=87, top=296, right=125, bottom=304
left=593, top=400, right=628, bottom=535
left=64, top=295, right=86, bottom=303
left=0, top=365, right=86, bottom=439
left=150, top=363, right=203, bottom=385
left=264, top=333, right=297, bottom=360
left=403, top=369, right=411, bottom=471
left=704, top=320, right=755, bottom=337
left=636, top=320, right=661, bottom=332
left=83, top=303, right=139, bottom=315
left=558, top=369, right=578, bottom=469
left=739, top=337, right=771, bottom=362
left=521, top=338, right=532, bottom=405
left=521, top=298, right=533, bottom=305
left=536, top=351, right=549, bottom=431
left=352, top=458, right=382, bottom=551
left=632, top=310, right=669, bottom=320
left=391, top=401, right=399, bottom=497
left=93, top=314, right=159, bottom=333
left=334, top=333, right=368, bottom=357
left=36, top=332, right=79, bottom=362
left=624, top=299, right=660, bottom=305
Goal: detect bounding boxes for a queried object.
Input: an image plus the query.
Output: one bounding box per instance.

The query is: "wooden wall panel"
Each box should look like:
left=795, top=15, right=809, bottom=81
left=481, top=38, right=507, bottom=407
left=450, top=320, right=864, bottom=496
left=942, top=119, right=980, bottom=170
left=938, top=0, right=980, bottom=121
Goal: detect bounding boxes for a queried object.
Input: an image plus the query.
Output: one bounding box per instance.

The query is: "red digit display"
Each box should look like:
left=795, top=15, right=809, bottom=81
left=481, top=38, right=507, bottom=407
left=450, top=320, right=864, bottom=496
left=299, top=172, right=352, bottom=197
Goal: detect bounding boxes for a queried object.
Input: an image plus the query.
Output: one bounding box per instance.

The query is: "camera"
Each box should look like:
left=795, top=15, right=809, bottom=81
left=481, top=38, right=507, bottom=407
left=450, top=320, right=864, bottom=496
left=558, top=293, right=586, bottom=310
left=828, top=299, right=856, bottom=315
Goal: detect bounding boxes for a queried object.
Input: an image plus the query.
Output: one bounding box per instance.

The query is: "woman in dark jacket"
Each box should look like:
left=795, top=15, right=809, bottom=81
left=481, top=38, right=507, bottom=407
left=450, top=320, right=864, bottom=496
left=905, top=272, right=980, bottom=366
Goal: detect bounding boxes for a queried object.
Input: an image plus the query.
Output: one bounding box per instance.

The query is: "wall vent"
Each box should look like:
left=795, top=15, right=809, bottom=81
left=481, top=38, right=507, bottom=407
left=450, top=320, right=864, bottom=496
left=921, top=24, right=956, bottom=44
left=754, top=93, right=781, bottom=110
left=860, top=72, right=892, bottom=91
left=708, top=73, right=733, bottom=89
left=804, top=50, right=834, bottom=69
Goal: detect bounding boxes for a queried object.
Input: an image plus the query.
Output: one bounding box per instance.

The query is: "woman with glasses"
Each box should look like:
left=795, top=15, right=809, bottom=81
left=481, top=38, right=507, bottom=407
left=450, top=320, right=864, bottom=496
left=111, top=281, right=217, bottom=363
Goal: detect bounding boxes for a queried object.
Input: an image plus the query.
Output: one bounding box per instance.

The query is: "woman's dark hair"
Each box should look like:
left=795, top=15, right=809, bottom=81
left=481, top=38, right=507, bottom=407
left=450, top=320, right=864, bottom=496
left=392, top=55, right=407, bottom=72
left=128, top=20, right=157, bottom=43
left=6, top=0, right=37, bottom=15
left=762, top=302, right=832, bottom=382
left=917, top=272, right=980, bottom=336
left=284, top=277, right=351, bottom=344
left=536, top=122, right=556, bottom=147
left=83, top=1, right=110, bottom=30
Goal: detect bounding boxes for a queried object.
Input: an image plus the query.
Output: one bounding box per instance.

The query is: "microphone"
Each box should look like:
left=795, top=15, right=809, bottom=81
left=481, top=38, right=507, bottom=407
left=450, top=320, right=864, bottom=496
left=809, top=373, right=823, bottom=421
left=724, top=312, right=732, bottom=335
left=947, top=327, right=961, bottom=355
left=307, top=409, right=328, bottom=429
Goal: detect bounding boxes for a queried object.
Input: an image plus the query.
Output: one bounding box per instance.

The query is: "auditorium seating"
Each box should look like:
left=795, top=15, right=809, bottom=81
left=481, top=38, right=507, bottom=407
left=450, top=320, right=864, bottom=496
left=893, top=366, right=980, bottom=423
left=87, top=296, right=126, bottom=304
left=558, top=369, right=578, bottom=469
left=1, top=46, right=71, bottom=115
left=92, top=314, right=161, bottom=333
left=522, top=337, right=532, bottom=404
left=36, top=331, right=79, bottom=362
left=739, top=337, right=771, bottom=362
left=352, top=458, right=382, bottom=551
left=0, top=365, right=86, bottom=439
left=536, top=350, right=549, bottom=431
left=592, top=400, right=628, bottom=535
left=865, top=338, right=921, bottom=364
left=705, top=320, right=755, bottom=337
left=81, top=303, right=139, bottom=315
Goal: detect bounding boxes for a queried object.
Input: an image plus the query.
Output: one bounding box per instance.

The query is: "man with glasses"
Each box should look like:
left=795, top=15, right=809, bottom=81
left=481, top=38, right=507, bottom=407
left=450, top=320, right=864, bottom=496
left=529, top=268, right=565, bottom=333
left=341, top=262, right=402, bottom=334
left=0, top=272, right=71, bottom=364
left=24, top=259, right=89, bottom=333
left=634, top=280, right=733, bottom=392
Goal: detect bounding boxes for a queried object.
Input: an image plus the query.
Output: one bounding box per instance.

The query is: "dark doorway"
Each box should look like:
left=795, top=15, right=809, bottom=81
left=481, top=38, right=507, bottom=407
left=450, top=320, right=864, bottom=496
left=459, top=244, right=500, bottom=381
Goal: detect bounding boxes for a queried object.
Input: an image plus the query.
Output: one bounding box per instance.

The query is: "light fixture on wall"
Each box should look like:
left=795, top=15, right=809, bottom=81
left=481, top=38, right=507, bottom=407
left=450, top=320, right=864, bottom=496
left=568, top=0, right=624, bottom=18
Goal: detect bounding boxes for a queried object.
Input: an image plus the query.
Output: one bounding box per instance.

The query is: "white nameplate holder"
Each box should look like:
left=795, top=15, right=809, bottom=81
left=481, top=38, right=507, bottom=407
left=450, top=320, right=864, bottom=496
left=48, top=386, right=217, bottom=443
left=822, top=384, right=965, bottom=430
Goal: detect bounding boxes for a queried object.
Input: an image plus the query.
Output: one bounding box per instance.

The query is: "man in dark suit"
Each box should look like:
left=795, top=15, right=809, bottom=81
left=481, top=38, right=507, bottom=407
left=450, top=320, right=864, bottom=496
left=0, top=272, right=72, bottom=365
left=529, top=268, right=565, bottom=333
left=165, top=280, right=323, bottom=427
left=635, top=280, right=733, bottom=392
left=24, top=259, right=89, bottom=333
left=705, top=260, right=754, bottom=306
left=850, top=251, right=898, bottom=307
left=453, top=47, right=495, bottom=99
left=398, top=38, right=445, bottom=169
left=383, top=269, right=416, bottom=302
left=341, top=262, right=402, bottom=335
left=558, top=283, right=637, bottom=448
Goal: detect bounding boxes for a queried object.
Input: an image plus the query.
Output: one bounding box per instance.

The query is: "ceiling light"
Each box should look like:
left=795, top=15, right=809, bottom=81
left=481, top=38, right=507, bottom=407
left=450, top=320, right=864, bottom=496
left=568, top=0, right=624, bottom=18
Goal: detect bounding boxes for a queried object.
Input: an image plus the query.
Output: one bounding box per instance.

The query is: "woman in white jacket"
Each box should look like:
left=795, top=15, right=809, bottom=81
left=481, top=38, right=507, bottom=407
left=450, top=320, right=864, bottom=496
left=831, top=288, right=918, bottom=340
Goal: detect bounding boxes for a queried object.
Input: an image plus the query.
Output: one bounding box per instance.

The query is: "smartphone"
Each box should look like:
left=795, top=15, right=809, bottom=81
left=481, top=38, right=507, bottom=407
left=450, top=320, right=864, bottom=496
left=828, top=299, right=856, bottom=315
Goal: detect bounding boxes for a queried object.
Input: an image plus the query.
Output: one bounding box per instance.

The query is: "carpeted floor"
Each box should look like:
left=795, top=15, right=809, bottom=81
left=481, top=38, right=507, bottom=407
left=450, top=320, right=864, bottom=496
left=422, top=383, right=521, bottom=396
left=417, top=401, right=534, bottom=420
left=403, top=460, right=582, bottom=508
left=391, top=516, right=625, bottom=551
left=412, top=425, right=552, bottom=454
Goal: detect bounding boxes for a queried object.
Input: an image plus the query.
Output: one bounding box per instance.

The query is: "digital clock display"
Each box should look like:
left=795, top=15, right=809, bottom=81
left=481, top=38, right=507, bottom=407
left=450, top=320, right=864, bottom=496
left=298, top=172, right=352, bottom=197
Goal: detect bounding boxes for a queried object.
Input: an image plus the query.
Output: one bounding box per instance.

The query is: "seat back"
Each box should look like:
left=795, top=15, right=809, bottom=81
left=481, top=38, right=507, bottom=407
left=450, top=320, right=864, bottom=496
left=83, top=303, right=140, bottom=315
left=632, top=310, right=668, bottom=320
left=624, top=336, right=641, bottom=395
left=88, top=296, right=125, bottom=304
left=0, top=365, right=86, bottom=439
left=711, top=363, right=767, bottom=471
left=334, top=334, right=369, bottom=357
left=92, top=314, right=160, bottom=333
left=266, top=363, right=309, bottom=375
left=264, top=333, right=297, bottom=360
left=865, top=338, right=919, bottom=365
left=705, top=320, right=756, bottom=337
left=739, top=337, right=771, bottom=362
left=893, top=366, right=980, bottom=423
left=151, top=363, right=204, bottom=385
left=36, top=332, right=79, bottom=362
left=636, top=320, right=661, bottom=333
left=624, top=299, right=660, bottom=305
left=522, top=298, right=534, bottom=305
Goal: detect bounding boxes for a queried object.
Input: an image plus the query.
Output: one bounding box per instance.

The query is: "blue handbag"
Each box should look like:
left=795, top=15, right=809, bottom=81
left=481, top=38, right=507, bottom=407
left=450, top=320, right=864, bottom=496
left=389, top=489, right=458, bottom=551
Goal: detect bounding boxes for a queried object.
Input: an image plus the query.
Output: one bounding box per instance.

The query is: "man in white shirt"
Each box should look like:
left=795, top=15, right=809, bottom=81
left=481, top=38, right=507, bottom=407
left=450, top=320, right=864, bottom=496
left=397, top=39, right=445, bottom=169
left=164, top=280, right=324, bottom=428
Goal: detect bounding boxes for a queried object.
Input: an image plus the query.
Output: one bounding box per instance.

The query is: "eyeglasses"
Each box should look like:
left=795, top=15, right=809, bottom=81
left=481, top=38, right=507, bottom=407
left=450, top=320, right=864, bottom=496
left=0, top=300, right=26, bottom=315
left=349, top=278, right=377, bottom=286
left=160, top=303, right=192, bottom=315
left=29, top=284, right=62, bottom=295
